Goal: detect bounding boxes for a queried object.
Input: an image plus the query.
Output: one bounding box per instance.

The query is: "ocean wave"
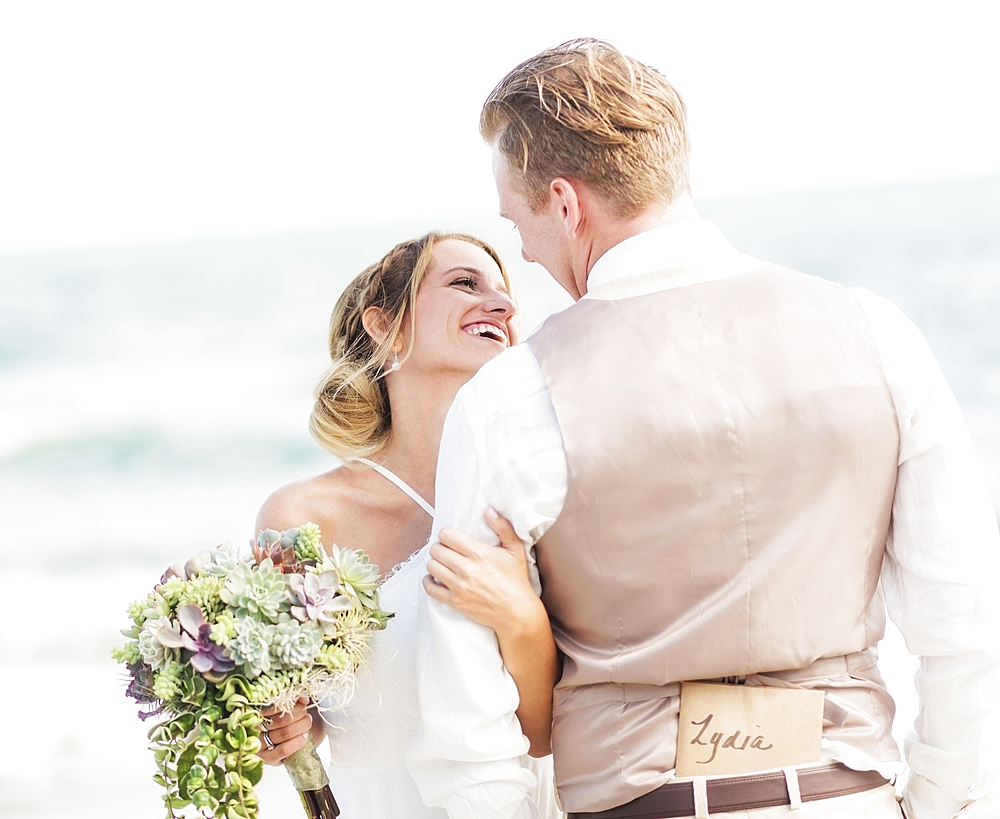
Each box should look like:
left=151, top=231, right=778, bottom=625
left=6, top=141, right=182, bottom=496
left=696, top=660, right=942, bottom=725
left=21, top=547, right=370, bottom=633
left=0, top=424, right=328, bottom=479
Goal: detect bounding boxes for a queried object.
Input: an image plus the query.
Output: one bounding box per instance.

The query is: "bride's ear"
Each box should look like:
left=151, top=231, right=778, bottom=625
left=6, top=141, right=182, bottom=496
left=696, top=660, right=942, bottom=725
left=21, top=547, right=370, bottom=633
left=362, top=306, right=393, bottom=347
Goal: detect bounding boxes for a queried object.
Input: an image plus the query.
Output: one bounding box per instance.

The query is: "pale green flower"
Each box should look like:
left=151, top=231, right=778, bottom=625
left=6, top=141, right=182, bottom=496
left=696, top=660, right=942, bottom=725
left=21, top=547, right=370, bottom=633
left=200, top=542, right=245, bottom=576
left=271, top=615, right=323, bottom=668
left=220, top=558, right=290, bottom=621
left=322, top=546, right=381, bottom=610
left=227, top=616, right=276, bottom=678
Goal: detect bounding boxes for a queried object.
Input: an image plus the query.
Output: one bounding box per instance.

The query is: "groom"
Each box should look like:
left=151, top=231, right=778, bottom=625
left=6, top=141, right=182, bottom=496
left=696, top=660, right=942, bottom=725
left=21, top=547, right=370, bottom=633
left=408, top=39, right=1000, bottom=819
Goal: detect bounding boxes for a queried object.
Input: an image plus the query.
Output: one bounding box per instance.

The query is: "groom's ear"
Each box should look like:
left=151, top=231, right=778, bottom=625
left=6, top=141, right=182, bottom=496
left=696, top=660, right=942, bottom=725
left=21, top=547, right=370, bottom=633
left=362, top=306, right=394, bottom=347
left=548, top=177, right=584, bottom=239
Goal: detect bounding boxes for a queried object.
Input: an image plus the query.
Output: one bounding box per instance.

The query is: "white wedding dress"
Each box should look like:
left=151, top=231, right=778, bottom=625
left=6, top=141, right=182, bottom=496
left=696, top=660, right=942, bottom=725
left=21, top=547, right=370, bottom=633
left=320, top=460, right=562, bottom=819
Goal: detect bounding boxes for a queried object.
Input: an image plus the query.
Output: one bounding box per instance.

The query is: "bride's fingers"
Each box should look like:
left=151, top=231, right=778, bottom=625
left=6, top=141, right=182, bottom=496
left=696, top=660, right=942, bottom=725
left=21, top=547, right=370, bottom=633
left=259, top=729, right=309, bottom=765
left=261, top=698, right=309, bottom=729
left=423, top=569, right=463, bottom=605
left=265, top=717, right=312, bottom=747
left=257, top=701, right=313, bottom=765
left=425, top=511, right=532, bottom=626
left=485, top=508, right=527, bottom=566
left=425, top=548, right=462, bottom=588
left=438, top=512, right=525, bottom=567
left=436, top=527, right=483, bottom=558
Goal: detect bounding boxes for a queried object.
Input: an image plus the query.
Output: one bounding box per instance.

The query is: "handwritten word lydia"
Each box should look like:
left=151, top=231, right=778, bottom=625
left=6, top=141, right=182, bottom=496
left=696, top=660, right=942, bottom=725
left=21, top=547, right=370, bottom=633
left=688, top=712, right=774, bottom=765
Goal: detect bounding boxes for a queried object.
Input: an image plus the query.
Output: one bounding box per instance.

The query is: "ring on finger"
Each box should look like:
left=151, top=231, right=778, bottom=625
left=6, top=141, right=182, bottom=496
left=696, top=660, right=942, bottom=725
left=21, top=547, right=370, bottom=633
left=262, top=731, right=276, bottom=751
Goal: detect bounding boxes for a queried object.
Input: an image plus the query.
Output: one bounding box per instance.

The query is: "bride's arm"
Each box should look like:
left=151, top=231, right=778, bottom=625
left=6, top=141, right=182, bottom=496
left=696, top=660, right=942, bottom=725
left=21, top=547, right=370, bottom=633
left=423, top=508, right=559, bottom=757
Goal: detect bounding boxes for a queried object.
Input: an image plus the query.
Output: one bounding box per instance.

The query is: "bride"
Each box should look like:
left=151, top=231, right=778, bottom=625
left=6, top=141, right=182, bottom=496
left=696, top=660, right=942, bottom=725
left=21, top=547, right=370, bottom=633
left=253, top=232, right=562, bottom=818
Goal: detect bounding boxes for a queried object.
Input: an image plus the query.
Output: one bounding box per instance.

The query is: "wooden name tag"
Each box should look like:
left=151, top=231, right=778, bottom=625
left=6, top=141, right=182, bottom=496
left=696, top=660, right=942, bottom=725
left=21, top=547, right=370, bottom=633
left=675, top=682, right=824, bottom=777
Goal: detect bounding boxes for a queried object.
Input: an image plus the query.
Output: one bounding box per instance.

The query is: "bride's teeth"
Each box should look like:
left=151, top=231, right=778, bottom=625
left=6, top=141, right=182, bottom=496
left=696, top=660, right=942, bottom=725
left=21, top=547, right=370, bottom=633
left=466, top=323, right=506, bottom=343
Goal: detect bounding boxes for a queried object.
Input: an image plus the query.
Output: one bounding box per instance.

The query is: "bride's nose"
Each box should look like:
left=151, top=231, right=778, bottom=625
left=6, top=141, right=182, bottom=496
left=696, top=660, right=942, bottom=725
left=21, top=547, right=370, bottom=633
left=483, top=289, right=515, bottom=317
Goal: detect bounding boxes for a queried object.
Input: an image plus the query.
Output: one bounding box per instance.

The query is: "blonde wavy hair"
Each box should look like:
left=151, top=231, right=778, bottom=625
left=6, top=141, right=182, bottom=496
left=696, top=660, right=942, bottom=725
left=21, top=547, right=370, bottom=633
left=481, top=38, right=689, bottom=217
left=310, top=232, right=511, bottom=461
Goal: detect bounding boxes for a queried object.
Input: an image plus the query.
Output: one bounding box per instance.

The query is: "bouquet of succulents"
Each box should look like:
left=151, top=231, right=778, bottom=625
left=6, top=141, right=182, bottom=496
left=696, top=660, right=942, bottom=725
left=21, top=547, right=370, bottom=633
left=113, top=523, right=391, bottom=819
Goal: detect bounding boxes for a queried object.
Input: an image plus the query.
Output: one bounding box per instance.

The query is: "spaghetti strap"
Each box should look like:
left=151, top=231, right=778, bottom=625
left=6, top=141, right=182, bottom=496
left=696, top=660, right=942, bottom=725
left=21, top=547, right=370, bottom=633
left=351, top=458, right=435, bottom=518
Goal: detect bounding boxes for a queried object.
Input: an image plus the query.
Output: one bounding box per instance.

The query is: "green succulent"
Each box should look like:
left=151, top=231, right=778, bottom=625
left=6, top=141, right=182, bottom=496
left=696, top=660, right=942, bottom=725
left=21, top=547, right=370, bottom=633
left=153, top=660, right=186, bottom=701
left=209, top=611, right=238, bottom=646
left=177, top=574, right=228, bottom=616
left=245, top=671, right=285, bottom=705
left=226, top=616, right=276, bottom=678
left=322, top=546, right=381, bottom=610
left=220, top=558, right=290, bottom=622
left=199, top=542, right=246, bottom=576
left=293, top=522, right=324, bottom=563
left=147, top=697, right=262, bottom=819
left=130, top=590, right=170, bottom=625
left=157, top=576, right=188, bottom=608
left=315, top=642, right=351, bottom=671
left=111, top=640, right=142, bottom=665
left=116, top=524, right=392, bottom=819
left=271, top=615, right=323, bottom=668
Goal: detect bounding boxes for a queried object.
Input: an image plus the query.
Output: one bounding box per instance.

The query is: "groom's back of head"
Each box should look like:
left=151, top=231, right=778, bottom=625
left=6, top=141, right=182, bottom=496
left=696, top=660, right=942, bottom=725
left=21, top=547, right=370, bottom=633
left=480, top=38, right=691, bottom=219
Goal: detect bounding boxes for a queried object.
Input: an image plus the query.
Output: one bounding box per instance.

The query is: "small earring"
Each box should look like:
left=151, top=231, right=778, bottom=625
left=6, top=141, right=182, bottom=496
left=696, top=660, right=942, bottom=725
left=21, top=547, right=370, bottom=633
left=385, top=351, right=401, bottom=374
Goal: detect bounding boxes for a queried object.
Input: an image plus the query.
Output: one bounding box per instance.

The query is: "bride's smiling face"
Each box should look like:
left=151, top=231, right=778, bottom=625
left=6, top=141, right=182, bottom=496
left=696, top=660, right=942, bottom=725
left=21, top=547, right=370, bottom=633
left=400, top=239, right=517, bottom=377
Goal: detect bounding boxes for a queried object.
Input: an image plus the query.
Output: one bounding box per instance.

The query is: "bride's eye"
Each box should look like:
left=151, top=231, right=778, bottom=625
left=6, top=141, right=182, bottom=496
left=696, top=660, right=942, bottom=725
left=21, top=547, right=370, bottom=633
left=450, top=276, right=477, bottom=288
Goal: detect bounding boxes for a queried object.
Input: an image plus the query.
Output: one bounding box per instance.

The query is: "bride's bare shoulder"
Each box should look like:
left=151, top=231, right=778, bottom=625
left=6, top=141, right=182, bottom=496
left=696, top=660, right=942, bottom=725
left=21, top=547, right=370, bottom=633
left=254, top=466, right=359, bottom=537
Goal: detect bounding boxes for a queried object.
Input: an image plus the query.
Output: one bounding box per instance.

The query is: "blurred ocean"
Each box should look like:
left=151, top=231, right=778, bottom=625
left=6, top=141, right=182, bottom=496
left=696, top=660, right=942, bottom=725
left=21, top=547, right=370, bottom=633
left=1, top=176, right=998, bottom=817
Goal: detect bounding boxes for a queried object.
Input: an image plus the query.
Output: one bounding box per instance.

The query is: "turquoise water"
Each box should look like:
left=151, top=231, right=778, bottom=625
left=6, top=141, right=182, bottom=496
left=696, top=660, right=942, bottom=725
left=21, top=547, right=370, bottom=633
left=1, top=176, right=997, bottom=817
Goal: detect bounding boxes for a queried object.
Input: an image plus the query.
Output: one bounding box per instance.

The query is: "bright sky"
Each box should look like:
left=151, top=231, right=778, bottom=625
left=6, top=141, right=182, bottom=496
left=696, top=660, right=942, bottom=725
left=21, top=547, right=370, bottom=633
left=1, top=0, right=998, bottom=252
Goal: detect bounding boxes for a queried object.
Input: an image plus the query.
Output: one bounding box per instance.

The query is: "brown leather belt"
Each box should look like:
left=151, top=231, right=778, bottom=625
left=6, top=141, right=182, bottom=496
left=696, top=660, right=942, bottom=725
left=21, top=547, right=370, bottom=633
left=566, top=763, right=889, bottom=818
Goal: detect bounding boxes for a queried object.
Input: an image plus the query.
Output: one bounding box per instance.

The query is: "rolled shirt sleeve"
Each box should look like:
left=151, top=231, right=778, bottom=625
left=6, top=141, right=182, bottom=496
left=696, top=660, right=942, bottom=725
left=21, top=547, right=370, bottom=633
left=852, top=287, right=1000, bottom=819
left=407, top=345, right=567, bottom=818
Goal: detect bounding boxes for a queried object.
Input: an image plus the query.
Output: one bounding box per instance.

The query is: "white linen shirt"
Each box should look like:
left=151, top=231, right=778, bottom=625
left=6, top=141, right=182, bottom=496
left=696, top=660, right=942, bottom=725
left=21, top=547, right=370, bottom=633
left=407, top=219, right=1000, bottom=819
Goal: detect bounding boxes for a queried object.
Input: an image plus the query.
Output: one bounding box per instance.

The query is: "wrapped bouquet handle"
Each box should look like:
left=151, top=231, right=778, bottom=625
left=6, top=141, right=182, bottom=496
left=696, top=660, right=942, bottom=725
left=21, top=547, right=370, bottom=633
left=283, top=734, right=340, bottom=818
left=114, top=523, right=390, bottom=819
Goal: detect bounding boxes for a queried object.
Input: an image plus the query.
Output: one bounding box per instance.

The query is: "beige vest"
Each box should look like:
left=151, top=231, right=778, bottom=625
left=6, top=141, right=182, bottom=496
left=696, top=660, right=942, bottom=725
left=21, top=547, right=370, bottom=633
left=528, top=266, right=901, bottom=812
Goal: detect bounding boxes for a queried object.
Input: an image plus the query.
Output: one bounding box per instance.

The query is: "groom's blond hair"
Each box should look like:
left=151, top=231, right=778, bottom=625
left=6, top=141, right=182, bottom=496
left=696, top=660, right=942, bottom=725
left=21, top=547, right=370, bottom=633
left=481, top=38, right=689, bottom=217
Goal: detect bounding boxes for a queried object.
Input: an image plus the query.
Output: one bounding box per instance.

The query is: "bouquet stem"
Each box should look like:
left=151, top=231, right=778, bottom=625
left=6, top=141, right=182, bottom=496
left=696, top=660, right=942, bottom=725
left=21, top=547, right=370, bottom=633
left=283, top=733, right=340, bottom=818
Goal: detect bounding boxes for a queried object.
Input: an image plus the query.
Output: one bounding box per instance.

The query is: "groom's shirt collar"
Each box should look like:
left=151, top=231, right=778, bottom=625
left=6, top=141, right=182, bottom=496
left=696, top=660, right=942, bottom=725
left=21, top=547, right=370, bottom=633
left=584, top=218, right=766, bottom=301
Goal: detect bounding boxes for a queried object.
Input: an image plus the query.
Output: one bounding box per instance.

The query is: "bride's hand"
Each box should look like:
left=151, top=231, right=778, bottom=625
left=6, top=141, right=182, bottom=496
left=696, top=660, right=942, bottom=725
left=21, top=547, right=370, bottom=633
left=423, top=508, right=542, bottom=634
left=425, top=508, right=558, bottom=757
left=257, top=698, right=313, bottom=766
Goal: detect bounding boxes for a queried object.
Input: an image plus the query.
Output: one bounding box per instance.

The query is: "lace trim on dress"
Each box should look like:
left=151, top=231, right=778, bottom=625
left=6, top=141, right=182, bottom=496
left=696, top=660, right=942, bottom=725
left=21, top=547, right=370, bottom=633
left=380, top=546, right=427, bottom=587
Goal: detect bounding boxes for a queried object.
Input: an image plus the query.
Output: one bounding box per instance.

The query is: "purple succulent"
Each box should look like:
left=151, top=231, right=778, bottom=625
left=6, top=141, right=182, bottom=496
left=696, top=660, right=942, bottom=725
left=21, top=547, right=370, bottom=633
left=289, top=571, right=351, bottom=627
left=176, top=603, right=235, bottom=680
left=159, top=553, right=210, bottom=584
